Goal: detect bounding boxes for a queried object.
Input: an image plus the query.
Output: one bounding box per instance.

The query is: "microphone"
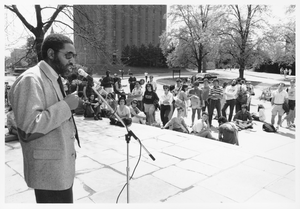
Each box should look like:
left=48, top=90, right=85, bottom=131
left=78, top=68, right=94, bottom=84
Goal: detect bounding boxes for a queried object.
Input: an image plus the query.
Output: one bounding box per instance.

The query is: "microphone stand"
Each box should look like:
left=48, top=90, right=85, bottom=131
left=91, top=86, right=155, bottom=203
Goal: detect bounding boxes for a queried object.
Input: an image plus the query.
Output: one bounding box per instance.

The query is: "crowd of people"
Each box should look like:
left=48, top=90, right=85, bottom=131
left=6, top=64, right=296, bottom=147
left=57, top=71, right=262, bottom=146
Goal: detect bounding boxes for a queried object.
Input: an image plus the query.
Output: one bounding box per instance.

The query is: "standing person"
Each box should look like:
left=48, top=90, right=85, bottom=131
left=235, top=79, right=248, bottom=113
left=218, top=116, right=239, bottom=146
left=160, top=85, right=173, bottom=126
left=280, top=67, right=284, bottom=75
left=148, top=75, right=157, bottom=92
left=101, top=70, right=114, bottom=93
left=208, top=79, right=223, bottom=126
left=173, top=78, right=183, bottom=96
left=119, top=68, right=124, bottom=79
left=246, top=81, right=255, bottom=112
left=114, top=77, right=123, bottom=100
left=271, top=83, right=289, bottom=130
left=5, top=82, right=10, bottom=106
left=283, top=79, right=296, bottom=128
left=201, top=78, right=210, bottom=113
left=142, top=83, right=159, bottom=125
left=176, top=84, right=190, bottom=118
left=220, top=82, right=228, bottom=114
left=288, top=69, right=292, bottom=76
left=284, top=68, right=288, bottom=79
left=83, top=74, right=94, bottom=100
left=8, top=34, right=80, bottom=203
left=222, top=79, right=238, bottom=122
left=128, top=72, right=137, bottom=93
left=144, top=71, right=148, bottom=82
left=188, top=81, right=203, bottom=126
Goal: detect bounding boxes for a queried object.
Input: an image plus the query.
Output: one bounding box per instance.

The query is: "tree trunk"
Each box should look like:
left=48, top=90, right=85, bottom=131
left=35, top=35, right=45, bottom=62
left=239, top=61, right=245, bottom=79
left=197, top=59, right=202, bottom=73
left=197, top=44, right=203, bottom=73
left=203, top=57, right=207, bottom=73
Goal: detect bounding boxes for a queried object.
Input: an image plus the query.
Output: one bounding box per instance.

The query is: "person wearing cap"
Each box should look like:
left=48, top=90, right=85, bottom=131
left=128, top=72, right=137, bottom=93
left=188, top=81, right=204, bottom=126
left=129, top=99, right=146, bottom=124
left=270, top=82, right=288, bottom=130
left=148, top=75, right=157, bottom=92
left=282, top=79, right=295, bottom=128
left=233, top=104, right=253, bottom=129
left=160, top=85, right=173, bottom=126
left=208, top=78, right=223, bottom=126
left=201, top=78, right=210, bottom=113
left=101, top=70, right=114, bottom=94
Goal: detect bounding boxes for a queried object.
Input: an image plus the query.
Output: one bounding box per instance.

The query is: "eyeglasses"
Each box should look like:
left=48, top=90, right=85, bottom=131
left=57, top=50, right=77, bottom=59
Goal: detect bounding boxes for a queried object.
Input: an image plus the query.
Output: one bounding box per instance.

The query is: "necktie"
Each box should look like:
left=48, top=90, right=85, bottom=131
left=58, top=76, right=81, bottom=148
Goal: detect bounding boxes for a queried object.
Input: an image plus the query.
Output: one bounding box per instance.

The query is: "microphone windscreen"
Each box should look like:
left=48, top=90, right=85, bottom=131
left=78, top=69, right=88, bottom=77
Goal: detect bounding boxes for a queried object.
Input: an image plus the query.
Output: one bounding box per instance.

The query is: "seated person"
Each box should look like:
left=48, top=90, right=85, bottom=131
left=251, top=104, right=266, bottom=122
left=83, top=94, right=102, bottom=120
left=218, top=116, right=239, bottom=146
left=233, top=104, right=253, bottom=129
left=129, top=99, right=146, bottom=124
left=110, top=96, right=132, bottom=127
left=192, top=112, right=216, bottom=140
left=162, top=107, right=189, bottom=133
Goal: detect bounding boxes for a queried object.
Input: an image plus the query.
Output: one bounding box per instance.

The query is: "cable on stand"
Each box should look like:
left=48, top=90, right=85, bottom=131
left=91, top=85, right=155, bottom=203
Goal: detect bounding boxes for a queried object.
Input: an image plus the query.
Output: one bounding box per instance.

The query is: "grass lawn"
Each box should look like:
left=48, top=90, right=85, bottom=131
left=156, top=77, right=260, bottom=87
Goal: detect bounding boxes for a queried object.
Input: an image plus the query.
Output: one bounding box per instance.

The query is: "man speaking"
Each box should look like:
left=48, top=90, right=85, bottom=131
left=9, top=34, right=80, bottom=203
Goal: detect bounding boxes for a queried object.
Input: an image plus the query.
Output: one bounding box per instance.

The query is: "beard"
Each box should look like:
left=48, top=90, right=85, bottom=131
left=52, top=55, right=72, bottom=78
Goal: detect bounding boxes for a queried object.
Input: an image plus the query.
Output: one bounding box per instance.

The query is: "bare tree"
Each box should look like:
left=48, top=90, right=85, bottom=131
left=165, top=5, right=223, bottom=73
left=5, top=5, right=68, bottom=61
left=220, top=5, right=268, bottom=78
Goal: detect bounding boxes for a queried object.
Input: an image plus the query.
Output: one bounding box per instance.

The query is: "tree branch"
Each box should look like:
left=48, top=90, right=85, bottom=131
left=4, top=5, right=35, bottom=32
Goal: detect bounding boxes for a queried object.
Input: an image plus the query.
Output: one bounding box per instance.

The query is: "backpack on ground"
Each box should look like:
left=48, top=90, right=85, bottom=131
left=262, top=122, right=277, bottom=132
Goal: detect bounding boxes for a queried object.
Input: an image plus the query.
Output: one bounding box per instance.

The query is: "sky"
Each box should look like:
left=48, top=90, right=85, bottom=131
left=3, top=3, right=295, bottom=57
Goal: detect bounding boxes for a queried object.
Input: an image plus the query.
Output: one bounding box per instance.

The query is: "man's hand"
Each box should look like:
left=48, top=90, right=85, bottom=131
left=64, top=91, right=79, bottom=110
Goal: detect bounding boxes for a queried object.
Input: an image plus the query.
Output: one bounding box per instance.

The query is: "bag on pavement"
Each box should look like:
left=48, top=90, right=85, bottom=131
left=262, top=122, right=277, bottom=133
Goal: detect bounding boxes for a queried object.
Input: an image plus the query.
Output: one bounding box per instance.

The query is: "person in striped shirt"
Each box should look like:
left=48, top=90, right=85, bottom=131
left=208, top=78, right=223, bottom=126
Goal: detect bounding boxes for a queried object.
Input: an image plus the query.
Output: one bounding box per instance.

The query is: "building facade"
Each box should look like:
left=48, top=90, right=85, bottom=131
left=73, top=5, right=167, bottom=73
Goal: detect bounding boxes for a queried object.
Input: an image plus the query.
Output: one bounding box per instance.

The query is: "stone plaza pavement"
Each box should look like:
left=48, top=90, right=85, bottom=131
left=5, top=113, right=297, bottom=204
left=4, top=69, right=298, bottom=206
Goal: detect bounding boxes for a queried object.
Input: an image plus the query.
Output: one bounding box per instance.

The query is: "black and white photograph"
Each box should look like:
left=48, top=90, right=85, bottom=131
left=3, top=1, right=298, bottom=208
